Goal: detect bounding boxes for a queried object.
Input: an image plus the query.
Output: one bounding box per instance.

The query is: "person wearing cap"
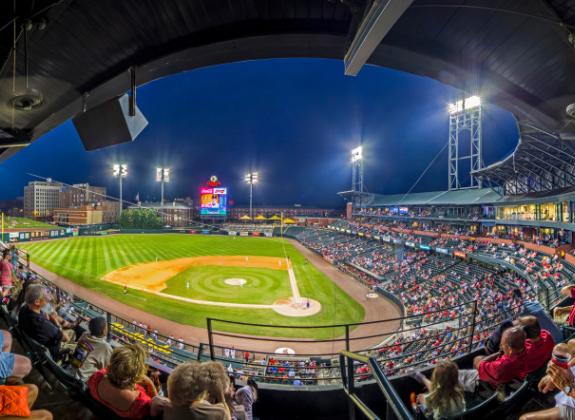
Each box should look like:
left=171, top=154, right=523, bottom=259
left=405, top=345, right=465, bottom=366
left=71, top=316, right=114, bottom=381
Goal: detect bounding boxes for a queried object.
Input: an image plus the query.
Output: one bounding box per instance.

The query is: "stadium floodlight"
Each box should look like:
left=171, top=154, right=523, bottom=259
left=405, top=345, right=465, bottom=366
left=464, top=95, right=481, bottom=110
left=448, top=99, right=464, bottom=114
left=351, top=146, right=363, bottom=163
left=112, top=163, right=128, bottom=218
left=156, top=167, right=170, bottom=207
left=113, top=163, right=128, bottom=177
left=449, top=96, right=480, bottom=114
left=245, top=172, right=259, bottom=219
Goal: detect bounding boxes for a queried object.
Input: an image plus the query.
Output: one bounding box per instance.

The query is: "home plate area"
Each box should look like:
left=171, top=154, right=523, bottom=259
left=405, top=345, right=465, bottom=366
left=272, top=298, right=322, bottom=317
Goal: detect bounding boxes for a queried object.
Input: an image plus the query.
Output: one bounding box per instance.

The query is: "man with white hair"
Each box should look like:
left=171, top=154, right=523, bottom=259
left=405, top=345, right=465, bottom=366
left=18, top=284, right=70, bottom=357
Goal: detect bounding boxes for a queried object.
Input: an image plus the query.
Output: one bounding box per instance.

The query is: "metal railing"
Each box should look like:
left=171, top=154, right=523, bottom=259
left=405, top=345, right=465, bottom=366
left=340, top=350, right=413, bottom=420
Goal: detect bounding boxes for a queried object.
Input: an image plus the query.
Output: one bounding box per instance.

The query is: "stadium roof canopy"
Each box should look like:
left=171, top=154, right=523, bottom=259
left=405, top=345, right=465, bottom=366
left=474, top=122, right=575, bottom=194
left=1, top=0, right=575, bottom=165
left=342, top=185, right=575, bottom=207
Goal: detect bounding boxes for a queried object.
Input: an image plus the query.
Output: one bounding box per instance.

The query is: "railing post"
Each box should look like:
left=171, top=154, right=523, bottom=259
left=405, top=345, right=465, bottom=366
left=207, top=318, right=215, bottom=360
left=345, top=325, right=351, bottom=352
left=545, top=287, right=551, bottom=310
left=468, top=301, right=478, bottom=350
left=106, top=311, right=112, bottom=341
left=197, top=343, right=204, bottom=361
left=339, top=354, right=347, bottom=388
left=347, top=355, right=356, bottom=420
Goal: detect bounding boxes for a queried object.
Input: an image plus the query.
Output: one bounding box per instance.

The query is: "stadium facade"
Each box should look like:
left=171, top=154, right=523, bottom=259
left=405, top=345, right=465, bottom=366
left=342, top=187, right=575, bottom=235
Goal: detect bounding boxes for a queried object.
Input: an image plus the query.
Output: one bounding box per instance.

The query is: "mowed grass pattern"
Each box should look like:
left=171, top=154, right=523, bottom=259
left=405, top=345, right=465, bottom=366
left=20, top=235, right=365, bottom=338
left=163, top=266, right=292, bottom=305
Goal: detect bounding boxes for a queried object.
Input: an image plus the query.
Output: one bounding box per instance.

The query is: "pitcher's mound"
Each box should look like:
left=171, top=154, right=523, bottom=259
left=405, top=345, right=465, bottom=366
left=272, top=297, right=321, bottom=317
left=224, top=278, right=247, bottom=286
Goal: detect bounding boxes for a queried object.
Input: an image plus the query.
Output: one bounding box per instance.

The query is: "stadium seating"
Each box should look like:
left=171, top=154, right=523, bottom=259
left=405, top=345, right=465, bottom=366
left=2, top=216, right=575, bottom=418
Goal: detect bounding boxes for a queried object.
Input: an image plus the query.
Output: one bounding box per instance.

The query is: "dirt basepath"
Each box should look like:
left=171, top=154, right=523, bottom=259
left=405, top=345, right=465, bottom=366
left=29, top=239, right=402, bottom=355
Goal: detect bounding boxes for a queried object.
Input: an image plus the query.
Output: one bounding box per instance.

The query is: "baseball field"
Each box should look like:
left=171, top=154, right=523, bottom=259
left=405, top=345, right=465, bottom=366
left=19, top=234, right=365, bottom=339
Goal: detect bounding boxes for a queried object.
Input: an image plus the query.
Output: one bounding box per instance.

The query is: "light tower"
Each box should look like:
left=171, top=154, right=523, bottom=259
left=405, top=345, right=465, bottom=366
left=244, top=172, right=259, bottom=219
left=351, top=146, right=364, bottom=192
left=156, top=168, right=170, bottom=207
left=448, top=95, right=483, bottom=190
left=112, top=164, right=128, bottom=217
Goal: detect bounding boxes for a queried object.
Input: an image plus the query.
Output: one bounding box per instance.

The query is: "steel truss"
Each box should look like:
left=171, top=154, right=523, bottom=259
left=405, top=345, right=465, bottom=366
left=448, top=105, right=483, bottom=190
left=474, top=123, right=575, bottom=194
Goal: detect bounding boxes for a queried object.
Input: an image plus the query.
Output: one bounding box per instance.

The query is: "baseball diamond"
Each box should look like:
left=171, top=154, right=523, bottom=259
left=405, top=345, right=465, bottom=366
left=19, top=234, right=366, bottom=339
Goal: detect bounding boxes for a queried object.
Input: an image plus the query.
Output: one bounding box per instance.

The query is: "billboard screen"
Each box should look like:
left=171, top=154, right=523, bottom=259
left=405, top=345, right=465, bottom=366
left=200, top=187, right=228, bottom=216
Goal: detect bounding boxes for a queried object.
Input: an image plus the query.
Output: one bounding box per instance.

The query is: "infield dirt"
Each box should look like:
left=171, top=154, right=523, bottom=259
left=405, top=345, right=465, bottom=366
left=102, top=255, right=290, bottom=292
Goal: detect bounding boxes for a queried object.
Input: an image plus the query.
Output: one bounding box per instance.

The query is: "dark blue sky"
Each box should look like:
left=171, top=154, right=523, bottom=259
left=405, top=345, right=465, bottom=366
left=0, top=58, right=518, bottom=208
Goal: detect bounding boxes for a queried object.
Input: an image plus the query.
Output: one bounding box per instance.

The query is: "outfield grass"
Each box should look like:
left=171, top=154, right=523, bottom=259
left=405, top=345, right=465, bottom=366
left=4, top=217, right=55, bottom=229
left=164, top=266, right=292, bottom=305
left=20, top=234, right=365, bottom=339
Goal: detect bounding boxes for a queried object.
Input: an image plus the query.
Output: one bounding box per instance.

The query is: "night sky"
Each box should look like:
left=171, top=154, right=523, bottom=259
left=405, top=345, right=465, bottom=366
left=0, top=58, right=519, bottom=208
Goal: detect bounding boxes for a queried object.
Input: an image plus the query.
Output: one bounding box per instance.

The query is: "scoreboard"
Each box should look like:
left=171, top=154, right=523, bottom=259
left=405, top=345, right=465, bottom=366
left=199, top=187, right=228, bottom=216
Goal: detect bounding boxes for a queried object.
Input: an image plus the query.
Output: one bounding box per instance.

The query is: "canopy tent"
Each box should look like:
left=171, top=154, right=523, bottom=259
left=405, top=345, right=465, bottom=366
left=282, top=218, right=296, bottom=224
left=255, top=215, right=267, bottom=221
left=239, top=215, right=251, bottom=221
left=268, top=215, right=281, bottom=221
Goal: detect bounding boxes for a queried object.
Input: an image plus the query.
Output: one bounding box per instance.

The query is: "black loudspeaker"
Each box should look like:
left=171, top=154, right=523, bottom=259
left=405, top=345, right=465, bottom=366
left=73, top=93, right=148, bottom=151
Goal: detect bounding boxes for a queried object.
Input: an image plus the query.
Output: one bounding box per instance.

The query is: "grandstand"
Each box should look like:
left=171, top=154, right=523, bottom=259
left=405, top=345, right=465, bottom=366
left=2, top=217, right=570, bottom=418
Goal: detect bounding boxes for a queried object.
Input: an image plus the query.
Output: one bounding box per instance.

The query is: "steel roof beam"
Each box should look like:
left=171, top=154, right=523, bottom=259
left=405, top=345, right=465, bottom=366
left=520, top=149, right=575, bottom=181
left=525, top=134, right=575, bottom=161
left=344, top=0, right=413, bottom=76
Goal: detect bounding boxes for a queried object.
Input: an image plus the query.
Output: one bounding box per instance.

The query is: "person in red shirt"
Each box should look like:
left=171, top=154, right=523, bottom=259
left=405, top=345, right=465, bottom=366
left=458, top=327, right=527, bottom=391
left=553, top=285, right=575, bottom=326
left=88, top=344, right=157, bottom=419
left=477, top=326, right=527, bottom=387
left=517, top=316, right=554, bottom=375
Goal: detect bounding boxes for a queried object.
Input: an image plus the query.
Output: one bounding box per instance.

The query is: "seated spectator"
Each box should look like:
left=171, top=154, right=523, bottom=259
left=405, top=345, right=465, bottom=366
left=0, top=383, right=53, bottom=420
left=235, top=378, right=258, bottom=420
left=413, top=360, right=466, bottom=420
left=517, top=315, right=554, bottom=375
left=88, top=344, right=157, bottom=419
left=18, top=285, right=72, bottom=358
left=202, top=361, right=234, bottom=417
left=553, top=285, right=575, bottom=326
left=152, top=361, right=231, bottom=420
left=0, top=329, right=32, bottom=381
left=70, top=317, right=113, bottom=381
left=520, top=343, right=575, bottom=420
left=459, top=327, right=527, bottom=391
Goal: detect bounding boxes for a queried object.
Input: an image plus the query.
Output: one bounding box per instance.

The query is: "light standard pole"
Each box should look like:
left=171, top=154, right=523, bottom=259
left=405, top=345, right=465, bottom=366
left=244, top=172, right=259, bottom=219
left=113, top=164, right=128, bottom=219
left=156, top=168, right=170, bottom=208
